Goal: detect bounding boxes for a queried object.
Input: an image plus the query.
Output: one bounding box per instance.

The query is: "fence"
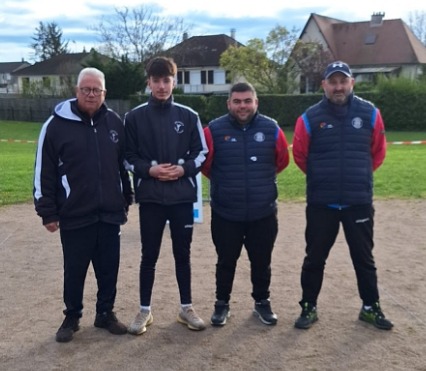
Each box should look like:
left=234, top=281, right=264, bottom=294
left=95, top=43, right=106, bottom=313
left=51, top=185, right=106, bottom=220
left=0, top=97, right=131, bottom=122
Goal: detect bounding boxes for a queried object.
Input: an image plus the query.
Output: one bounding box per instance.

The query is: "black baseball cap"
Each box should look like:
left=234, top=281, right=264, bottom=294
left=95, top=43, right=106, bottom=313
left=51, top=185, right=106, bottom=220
left=324, top=61, right=352, bottom=79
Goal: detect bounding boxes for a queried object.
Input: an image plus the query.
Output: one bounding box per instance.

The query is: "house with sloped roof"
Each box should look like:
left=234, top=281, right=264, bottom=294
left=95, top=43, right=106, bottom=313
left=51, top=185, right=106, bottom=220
left=165, top=31, right=243, bottom=94
left=0, top=61, right=31, bottom=94
left=11, top=50, right=107, bottom=96
left=296, top=12, right=426, bottom=92
left=10, top=33, right=242, bottom=97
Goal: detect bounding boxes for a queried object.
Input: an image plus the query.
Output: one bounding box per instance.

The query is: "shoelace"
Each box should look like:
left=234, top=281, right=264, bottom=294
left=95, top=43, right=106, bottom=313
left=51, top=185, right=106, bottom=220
left=184, top=309, right=201, bottom=323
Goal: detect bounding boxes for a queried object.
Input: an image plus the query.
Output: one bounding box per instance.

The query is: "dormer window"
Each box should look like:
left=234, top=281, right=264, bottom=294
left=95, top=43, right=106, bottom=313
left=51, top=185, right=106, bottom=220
left=364, top=33, right=377, bottom=44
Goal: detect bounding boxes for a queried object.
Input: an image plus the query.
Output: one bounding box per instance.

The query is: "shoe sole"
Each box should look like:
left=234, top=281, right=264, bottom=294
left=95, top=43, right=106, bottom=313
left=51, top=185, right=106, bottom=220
left=210, top=311, right=231, bottom=326
left=55, top=326, right=80, bottom=343
left=294, top=316, right=318, bottom=329
left=253, top=310, right=278, bottom=325
left=94, top=322, right=127, bottom=335
left=128, top=314, right=154, bottom=335
left=177, top=314, right=206, bottom=331
left=359, top=316, right=393, bottom=330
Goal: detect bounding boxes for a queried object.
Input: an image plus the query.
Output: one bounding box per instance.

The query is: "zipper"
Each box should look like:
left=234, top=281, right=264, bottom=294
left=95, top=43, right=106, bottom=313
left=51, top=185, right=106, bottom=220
left=92, top=119, right=103, bottom=207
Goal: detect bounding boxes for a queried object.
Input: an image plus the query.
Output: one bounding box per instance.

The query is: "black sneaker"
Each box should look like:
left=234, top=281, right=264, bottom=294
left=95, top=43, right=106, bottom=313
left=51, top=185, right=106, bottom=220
left=94, top=312, right=127, bottom=335
left=56, top=315, right=80, bottom=343
left=211, top=300, right=230, bottom=326
left=359, top=302, right=393, bottom=330
left=294, top=302, right=318, bottom=329
left=253, top=299, right=278, bottom=325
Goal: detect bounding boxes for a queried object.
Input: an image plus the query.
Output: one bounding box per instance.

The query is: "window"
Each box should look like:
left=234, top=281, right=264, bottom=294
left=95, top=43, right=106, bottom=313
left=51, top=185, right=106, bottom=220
left=42, top=77, right=51, bottom=88
left=364, top=33, right=376, bottom=45
left=201, top=70, right=214, bottom=84
left=22, top=77, right=30, bottom=88
left=177, top=71, right=190, bottom=84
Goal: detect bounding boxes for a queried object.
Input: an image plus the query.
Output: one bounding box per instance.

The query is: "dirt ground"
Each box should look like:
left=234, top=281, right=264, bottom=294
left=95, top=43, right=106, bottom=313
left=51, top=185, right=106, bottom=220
left=1, top=200, right=425, bottom=371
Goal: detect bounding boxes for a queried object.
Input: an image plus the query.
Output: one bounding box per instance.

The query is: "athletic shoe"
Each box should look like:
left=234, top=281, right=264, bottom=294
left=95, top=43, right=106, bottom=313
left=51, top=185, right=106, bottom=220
left=359, top=302, right=393, bottom=330
left=56, top=315, right=80, bottom=343
left=294, top=302, right=318, bottom=329
left=128, top=309, right=153, bottom=335
left=94, top=312, right=127, bottom=335
left=253, top=299, right=278, bottom=325
left=211, top=300, right=230, bottom=326
left=177, top=306, right=206, bottom=331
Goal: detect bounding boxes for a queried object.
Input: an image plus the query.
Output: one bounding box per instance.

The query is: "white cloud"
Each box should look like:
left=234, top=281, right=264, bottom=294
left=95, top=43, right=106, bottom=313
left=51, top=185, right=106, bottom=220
left=1, top=0, right=425, bottom=61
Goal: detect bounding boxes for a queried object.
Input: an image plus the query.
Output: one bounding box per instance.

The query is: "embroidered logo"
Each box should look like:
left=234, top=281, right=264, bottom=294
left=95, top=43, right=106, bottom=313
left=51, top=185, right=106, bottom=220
left=319, top=122, right=334, bottom=129
left=254, top=132, right=265, bottom=142
left=174, top=121, right=184, bottom=134
left=352, top=117, right=363, bottom=129
left=110, top=130, right=119, bottom=143
left=224, top=135, right=237, bottom=142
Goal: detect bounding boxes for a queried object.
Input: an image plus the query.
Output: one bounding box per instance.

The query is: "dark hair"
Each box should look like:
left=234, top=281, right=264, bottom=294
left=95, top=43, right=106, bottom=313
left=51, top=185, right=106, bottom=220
left=146, top=56, right=177, bottom=77
left=229, top=82, right=256, bottom=97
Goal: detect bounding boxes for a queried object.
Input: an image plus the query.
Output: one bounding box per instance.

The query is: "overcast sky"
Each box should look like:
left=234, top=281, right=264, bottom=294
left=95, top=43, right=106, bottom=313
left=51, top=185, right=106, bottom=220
left=1, top=0, right=425, bottom=62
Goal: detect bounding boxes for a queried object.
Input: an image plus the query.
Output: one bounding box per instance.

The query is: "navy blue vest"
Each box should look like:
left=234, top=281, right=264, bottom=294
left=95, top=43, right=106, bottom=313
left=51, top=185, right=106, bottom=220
left=208, top=112, right=279, bottom=221
left=303, top=94, right=376, bottom=206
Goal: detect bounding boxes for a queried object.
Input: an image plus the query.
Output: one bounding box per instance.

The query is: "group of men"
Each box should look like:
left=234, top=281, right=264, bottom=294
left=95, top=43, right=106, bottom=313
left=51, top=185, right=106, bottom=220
left=33, top=57, right=393, bottom=343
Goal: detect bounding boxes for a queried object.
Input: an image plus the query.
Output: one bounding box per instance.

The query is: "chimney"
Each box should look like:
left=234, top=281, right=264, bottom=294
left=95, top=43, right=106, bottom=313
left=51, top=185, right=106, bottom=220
left=183, top=32, right=188, bottom=41
left=230, top=28, right=236, bottom=39
left=370, top=12, right=385, bottom=27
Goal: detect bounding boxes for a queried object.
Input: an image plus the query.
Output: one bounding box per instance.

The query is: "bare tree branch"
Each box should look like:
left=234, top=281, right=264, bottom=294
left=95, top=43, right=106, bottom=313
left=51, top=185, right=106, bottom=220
left=91, top=5, right=191, bottom=63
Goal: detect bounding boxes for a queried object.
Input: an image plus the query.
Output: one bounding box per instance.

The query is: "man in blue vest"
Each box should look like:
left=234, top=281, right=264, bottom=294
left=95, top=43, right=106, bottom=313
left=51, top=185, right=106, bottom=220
left=202, top=82, right=290, bottom=326
left=292, top=61, right=393, bottom=330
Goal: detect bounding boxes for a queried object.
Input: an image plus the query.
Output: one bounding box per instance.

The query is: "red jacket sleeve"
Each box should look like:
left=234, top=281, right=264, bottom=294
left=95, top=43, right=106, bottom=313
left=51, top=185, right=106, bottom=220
left=275, top=128, right=290, bottom=173
left=201, top=126, right=214, bottom=178
left=371, top=108, right=387, bottom=171
left=292, top=116, right=310, bottom=174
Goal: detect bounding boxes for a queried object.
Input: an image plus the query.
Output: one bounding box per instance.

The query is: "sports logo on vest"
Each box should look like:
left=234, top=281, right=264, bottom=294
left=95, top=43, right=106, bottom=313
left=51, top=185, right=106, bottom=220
left=254, top=132, right=265, bottom=142
left=351, top=117, right=363, bottom=129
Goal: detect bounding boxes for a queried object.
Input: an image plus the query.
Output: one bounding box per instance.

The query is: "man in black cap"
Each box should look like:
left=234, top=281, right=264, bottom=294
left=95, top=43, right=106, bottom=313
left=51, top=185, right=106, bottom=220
left=292, top=60, right=393, bottom=331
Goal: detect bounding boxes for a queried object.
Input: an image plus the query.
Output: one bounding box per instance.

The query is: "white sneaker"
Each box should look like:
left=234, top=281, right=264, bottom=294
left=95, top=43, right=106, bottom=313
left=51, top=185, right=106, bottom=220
left=128, top=309, right=153, bottom=335
left=177, top=306, right=206, bottom=331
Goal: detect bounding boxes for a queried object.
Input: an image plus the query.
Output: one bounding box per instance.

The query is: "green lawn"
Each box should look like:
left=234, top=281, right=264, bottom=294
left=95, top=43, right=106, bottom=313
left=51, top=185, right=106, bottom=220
left=1, top=120, right=425, bottom=206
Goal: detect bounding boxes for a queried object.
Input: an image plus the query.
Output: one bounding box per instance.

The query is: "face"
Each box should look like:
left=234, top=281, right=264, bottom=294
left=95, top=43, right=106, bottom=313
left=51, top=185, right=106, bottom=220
left=148, top=75, right=175, bottom=101
left=75, top=74, right=106, bottom=117
left=227, top=91, right=258, bottom=125
left=322, top=72, right=354, bottom=105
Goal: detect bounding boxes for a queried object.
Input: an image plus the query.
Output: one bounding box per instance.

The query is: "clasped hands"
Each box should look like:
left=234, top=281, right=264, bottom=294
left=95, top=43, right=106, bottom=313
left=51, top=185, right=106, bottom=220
left=149, top=163, right=184, bottom=181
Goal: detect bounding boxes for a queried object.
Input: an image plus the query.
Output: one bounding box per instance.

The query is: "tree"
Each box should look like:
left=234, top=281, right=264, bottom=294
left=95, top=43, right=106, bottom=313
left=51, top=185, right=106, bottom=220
left=408, top=10, right=426, bottom=46
left=92, top=5, right=191, bottom=63
left=289, top=41, right=333, bottom=93
left=84, top=51, right=145, bottom=99
left=220, top=25, right=298, bottom=93
left=30, top=21, right=70, bottom=61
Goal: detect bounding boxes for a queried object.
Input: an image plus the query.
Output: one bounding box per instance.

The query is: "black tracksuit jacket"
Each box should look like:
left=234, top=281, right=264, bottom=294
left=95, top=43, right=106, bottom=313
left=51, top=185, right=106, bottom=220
left=34, top=99, right=132, bottom=230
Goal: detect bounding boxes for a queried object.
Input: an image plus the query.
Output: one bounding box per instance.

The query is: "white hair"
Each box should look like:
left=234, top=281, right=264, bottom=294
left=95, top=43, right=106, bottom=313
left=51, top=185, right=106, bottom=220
left=77, top=67, right=106, bottom=89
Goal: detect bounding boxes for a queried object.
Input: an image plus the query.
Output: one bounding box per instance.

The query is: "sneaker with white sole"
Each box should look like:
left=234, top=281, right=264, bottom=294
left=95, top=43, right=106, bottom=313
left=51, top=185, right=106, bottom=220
left=128, top=309, right=153, bottom=335
left=211, top=300, right=230, bottom=326
left=177, top=306, right=206, bottom=331
left=253, top=299, right=278, bottom=325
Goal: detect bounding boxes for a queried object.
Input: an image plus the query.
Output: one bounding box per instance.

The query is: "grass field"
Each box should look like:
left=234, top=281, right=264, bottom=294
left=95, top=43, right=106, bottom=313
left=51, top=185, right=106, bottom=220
left=1, top=120, right=425, bottom=206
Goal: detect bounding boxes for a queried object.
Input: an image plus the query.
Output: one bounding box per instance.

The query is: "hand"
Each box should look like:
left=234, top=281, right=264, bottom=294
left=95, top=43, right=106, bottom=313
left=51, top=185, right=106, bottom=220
left=44, top=221, right=59, bottom=233
left=149, top=163, right=184, bottom=181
